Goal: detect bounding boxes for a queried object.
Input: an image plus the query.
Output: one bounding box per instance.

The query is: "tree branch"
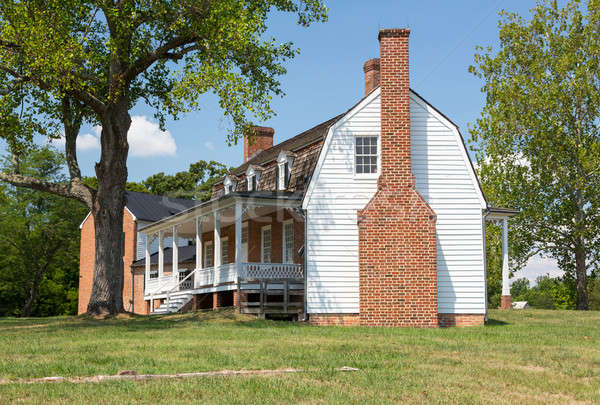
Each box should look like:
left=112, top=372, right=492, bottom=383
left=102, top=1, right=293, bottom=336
left=123, top=36, right=200, bottom=82
left=0, top=171, right=94, bottom=207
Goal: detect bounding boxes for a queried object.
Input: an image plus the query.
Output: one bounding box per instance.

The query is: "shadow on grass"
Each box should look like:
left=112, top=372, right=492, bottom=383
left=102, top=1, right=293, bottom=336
left=485, top=318, right=509, bottom=327
left=0, top=308, right=272, bottom=334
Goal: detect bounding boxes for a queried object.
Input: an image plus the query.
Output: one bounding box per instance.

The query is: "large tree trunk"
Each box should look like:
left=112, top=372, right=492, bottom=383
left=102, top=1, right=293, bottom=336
left=86, top=101, right=131, bottom=316
left=574, top=242, right=588, bottom=310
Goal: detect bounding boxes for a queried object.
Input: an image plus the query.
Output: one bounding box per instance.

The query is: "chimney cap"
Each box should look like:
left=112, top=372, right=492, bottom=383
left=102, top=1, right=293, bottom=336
left=247, top=126, right=274, bottom=136
left=378, top=28, right=410, bottom=41
left=363, top=58, right=380, bottom=73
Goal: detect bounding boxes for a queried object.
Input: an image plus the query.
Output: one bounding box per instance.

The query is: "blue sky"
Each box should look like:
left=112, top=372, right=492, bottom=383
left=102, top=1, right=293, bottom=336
left=11, top=0, right=564, bottom=283
left=71, top=0, right=545, bottom=181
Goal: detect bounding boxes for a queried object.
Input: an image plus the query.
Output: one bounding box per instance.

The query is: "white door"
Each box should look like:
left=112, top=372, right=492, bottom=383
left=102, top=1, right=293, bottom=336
left=242, top=242, right=248, bottom=262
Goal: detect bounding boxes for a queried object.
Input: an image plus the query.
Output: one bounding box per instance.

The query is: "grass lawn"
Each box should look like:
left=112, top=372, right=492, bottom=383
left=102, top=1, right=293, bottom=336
left=0, top=309, right=599, bottom=404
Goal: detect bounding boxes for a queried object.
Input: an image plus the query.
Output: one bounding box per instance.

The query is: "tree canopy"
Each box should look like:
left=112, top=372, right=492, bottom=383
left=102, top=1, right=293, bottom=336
left=0, top=0, right=327, bottom=315
left=471, top=0, right=600, bottom=309
left=0, top=147, right=86, bottom=317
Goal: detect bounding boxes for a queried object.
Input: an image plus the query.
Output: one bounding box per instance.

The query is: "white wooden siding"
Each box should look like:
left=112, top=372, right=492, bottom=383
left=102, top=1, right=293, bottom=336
left=305, top=91, right=381, bottom=313
left=304, top=88, right=486, bottom=315
left=410, top=93, right=486, bottom=314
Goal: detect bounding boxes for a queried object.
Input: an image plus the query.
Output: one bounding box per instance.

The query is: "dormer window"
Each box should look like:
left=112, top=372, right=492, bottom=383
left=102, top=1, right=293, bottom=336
left=247, top=175, right=256, bottom=191
left=276, top=151, right=294, bottom=191
left=223, top=176, right=236, bottom=195
left=246, top=166, right=261, bottom=192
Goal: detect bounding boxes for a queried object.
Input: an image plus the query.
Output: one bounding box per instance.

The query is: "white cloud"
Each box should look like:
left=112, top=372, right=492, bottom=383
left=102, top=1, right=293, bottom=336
left=204, top=141, right=215, bottom=151
left=513, top=254, right=564, bottom=285
left=127, top=115, right=176, bottom=157
left=76, top=133, right=101, bottom=151
left=49, top=130, right=100, bottom=152
left=49, top=115, right=176, bottom=157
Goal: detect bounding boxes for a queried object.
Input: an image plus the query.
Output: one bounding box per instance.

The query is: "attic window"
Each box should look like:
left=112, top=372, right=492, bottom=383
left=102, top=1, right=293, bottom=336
left=246, top=167, right=260, bottom=191
left=223, top=176, right=235, bottom=195
left=355, top=136, right=378, bottom=175
left=276, top=152, right=294, bottom=190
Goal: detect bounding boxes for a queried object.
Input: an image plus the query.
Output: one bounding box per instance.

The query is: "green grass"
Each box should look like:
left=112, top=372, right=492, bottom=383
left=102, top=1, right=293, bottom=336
left=0, top=309, right=599, bottom=404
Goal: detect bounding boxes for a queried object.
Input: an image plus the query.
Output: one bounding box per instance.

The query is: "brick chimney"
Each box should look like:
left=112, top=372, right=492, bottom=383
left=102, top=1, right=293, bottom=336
left=244, top=126, right=274, bottom=162
left=357, top=28, right=438, bottom=328
left=363, top=58, right=380, bottom=95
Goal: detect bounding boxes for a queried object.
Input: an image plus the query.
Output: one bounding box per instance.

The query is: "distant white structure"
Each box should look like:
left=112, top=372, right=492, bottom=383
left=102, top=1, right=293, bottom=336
left=512, top=301, right=529, bottom=310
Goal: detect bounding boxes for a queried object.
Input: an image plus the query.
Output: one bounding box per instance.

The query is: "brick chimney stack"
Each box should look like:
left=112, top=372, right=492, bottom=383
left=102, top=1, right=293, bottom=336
left=363, top=58, right=380, bottom=95
left=357, top=28, right=438, bottom=328
left=244, top=126, right=274, bottom=162
left=378, top=28, right=412, bottom=183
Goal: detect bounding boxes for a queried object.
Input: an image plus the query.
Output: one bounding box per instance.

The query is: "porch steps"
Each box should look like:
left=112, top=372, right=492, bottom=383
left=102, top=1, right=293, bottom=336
left=151, top=293, right=193, bottom=315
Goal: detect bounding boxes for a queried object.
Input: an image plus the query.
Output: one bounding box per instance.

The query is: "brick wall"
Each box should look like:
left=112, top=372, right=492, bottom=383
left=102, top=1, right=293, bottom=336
left=438, top=314, right=484, bottom=327
left=357, top=28, right=438, bottom=328
left=78, top=209, right=137, bottom=315
left=131, top=268, right=148, bottom=315
left=309, top=314, right=359, bottom=326
left=201, top=210, right=303, bottom=266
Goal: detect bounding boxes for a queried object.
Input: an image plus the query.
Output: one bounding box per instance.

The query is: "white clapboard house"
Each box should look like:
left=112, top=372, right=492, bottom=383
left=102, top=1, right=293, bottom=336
left=134, top=28, right=516, bottom=327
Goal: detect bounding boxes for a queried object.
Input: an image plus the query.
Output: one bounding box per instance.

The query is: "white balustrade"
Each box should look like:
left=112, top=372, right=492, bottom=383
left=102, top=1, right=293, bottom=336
left=240, top=262, right=303, bottom=279
left=146, top=262, right=304, bottom=295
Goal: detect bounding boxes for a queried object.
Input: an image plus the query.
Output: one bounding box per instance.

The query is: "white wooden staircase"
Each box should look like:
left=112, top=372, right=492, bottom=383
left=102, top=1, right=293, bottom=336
left=151, top=292, right=193, bottom=315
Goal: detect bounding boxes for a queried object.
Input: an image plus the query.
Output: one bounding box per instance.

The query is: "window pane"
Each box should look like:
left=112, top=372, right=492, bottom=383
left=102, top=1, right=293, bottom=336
left=355, top=136, right=378, bottom=175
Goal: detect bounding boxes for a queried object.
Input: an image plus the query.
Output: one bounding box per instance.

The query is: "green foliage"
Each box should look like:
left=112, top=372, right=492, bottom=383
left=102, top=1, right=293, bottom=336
left=485, top=223, right=503, bottom=308
left=510, top=275, right=579, bottom=309
left=0, top=0, right=328, bottom=142
left=471, top=0, right=600, bottom=309
left=83, top=160, right=230, bottom=201
left=0, top=147, right=87, bottom=317
left=142, top=160, right=230, bottom=201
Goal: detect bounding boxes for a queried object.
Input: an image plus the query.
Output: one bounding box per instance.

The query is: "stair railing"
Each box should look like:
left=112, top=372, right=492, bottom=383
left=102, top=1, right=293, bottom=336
left=164, top=268, right=198, bottom=313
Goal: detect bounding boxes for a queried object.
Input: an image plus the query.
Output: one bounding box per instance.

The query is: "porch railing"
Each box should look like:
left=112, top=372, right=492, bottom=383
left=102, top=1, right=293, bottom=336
left=240, top=262, right=303, bottom=279
left=146, top=262, right=303, bottom=296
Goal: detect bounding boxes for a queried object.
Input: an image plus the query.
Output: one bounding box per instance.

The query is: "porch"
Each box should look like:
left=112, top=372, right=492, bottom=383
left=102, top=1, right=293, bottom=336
left=138, top=192, right=306, bottom=316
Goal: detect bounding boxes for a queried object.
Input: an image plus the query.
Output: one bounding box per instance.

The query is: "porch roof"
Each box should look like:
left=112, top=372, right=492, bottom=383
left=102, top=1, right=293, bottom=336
left=132, top=245, right=195, bottom=268
left=486, top=206, right=520, bottom=220
left=138, top=191, right=302, bottom=235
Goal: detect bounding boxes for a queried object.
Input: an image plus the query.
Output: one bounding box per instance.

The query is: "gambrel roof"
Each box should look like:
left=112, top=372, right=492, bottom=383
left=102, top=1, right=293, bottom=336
left=211, top=87, right=488, bottom=208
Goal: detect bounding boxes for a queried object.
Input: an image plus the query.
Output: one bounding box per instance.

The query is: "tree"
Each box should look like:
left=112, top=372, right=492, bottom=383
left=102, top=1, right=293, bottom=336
left=470, top=0, right=600, bottom=309
left=142, top=160, right=230, bottom=200
left=0, top=1, right=327, bottom=315
left=0, top=147, right=86, bottom=317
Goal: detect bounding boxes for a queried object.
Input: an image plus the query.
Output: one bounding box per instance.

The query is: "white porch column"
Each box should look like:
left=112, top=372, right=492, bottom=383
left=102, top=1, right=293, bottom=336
left=196, top=216, right=203, bottom=270
left=172, top=225, right=179, bottom=281
left=145, top=233, right=151, bottom=283
left=235, top=202, right=242, bottom=279
left=501, top=217, right=512, bottom=309
left=214, top=211, right=221, bottom=268
left=158, top=230, right=164, bottom=278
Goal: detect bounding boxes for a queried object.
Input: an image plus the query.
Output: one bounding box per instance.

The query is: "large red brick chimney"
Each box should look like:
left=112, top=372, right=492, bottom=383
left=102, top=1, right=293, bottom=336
left=357, top=28, right=438, bottom=327
left=244, top=126, right=274, bottom=162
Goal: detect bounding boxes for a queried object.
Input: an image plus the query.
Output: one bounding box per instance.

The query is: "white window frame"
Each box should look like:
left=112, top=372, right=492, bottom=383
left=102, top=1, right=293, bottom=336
left=246, top=167, right=260, bottom=191
left=223, top=176, right=235, bottom=195
left=261, top=225, right=272, bottom=263
left=221, top=236, right=229, bottom=264
left=276, top=152, right=294, bottom=190
left=282, top=220, right=294, bottom=263
left=204, top=241, right=213, bottom=268
left=354, top=135, right=379, bottom=178
left=278, top=162, right=286, bottom=190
